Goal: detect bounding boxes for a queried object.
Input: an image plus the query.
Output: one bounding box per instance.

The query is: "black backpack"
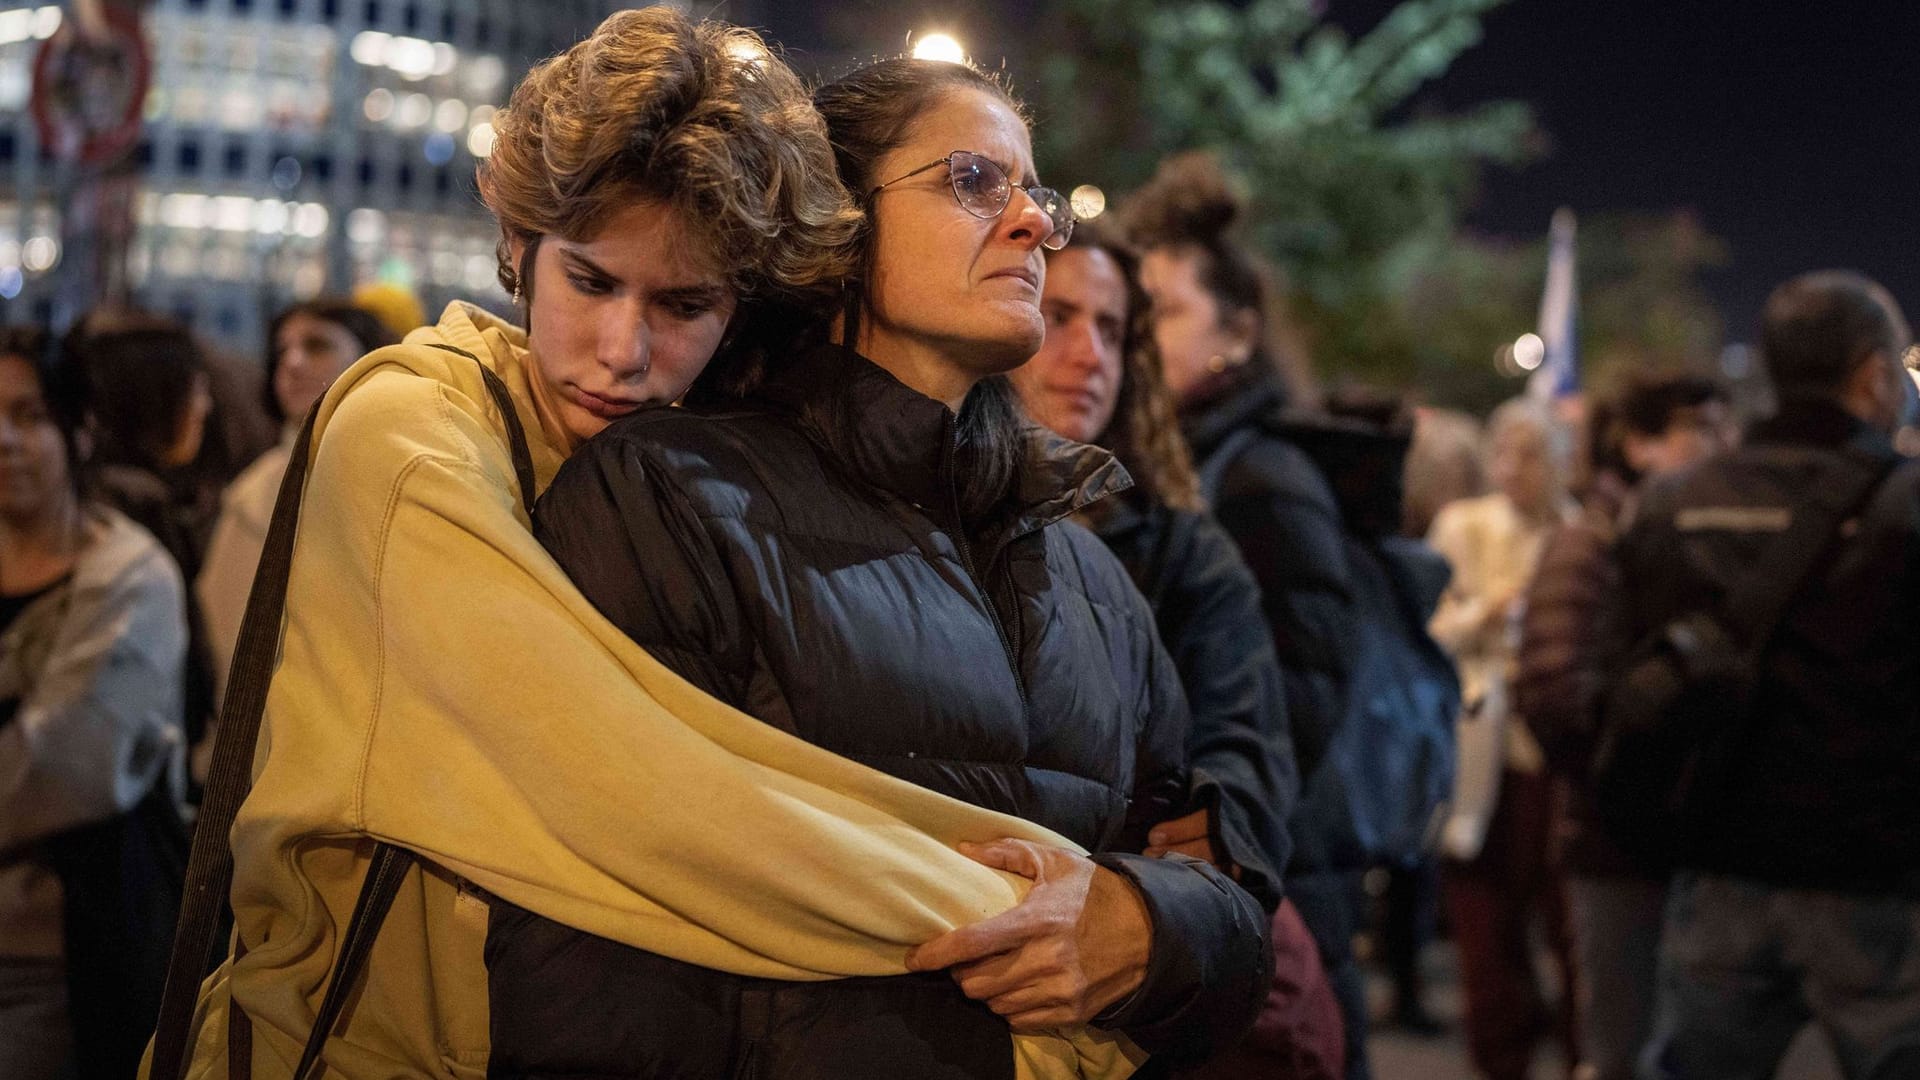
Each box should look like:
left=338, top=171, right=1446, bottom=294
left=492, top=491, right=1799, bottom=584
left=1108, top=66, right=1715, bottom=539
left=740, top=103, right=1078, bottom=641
left=1592, top=451, right=1893, bottom=868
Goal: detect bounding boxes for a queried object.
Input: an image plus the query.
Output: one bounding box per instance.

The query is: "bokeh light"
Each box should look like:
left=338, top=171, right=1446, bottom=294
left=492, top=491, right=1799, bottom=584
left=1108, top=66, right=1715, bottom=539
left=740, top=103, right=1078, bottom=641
left=911, top=33, right=966, bottom=64
left=1070, top=185, right=1107, bottom=221
left=1512, top=332, right=1546, bottom=371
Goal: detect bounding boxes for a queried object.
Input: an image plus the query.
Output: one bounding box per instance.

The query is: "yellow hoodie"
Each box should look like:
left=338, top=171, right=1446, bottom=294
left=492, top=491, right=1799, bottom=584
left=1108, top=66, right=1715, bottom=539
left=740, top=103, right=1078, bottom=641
left=156, top=302, right=1144, bottom=1080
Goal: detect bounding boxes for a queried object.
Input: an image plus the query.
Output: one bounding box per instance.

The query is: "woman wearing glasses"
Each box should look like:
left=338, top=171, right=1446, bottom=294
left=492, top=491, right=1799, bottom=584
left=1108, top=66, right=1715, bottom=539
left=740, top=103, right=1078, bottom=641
left=528, top=58, right=1271, bottom=1079
left=155, top=12, right=1209, bottom=1080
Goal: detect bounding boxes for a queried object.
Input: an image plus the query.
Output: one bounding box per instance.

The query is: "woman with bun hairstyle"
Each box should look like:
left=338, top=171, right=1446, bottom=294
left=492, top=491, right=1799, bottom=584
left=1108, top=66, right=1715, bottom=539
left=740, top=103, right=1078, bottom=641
left=529, top=59, right=1271, bottom=1078
left=150, top=12, right=1176, bottom=1080
left=1125, top=152, right=1457, bottom=1080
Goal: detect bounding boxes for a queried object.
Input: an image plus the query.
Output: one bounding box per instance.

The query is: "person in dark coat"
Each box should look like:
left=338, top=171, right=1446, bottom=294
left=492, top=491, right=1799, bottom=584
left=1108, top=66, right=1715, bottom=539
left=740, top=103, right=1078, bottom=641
left=1010, top=219, right=1296, bottom=909
left=1515, top=374, right=1732, bottom=1080
left=1605, top=271, right=1920, bottom=1080
left=1125, top=152, right=1457, bottom=1080
left=1010, top=220, right=1345, bottom=1079
left=526, top=59, right=1271, bottom=1079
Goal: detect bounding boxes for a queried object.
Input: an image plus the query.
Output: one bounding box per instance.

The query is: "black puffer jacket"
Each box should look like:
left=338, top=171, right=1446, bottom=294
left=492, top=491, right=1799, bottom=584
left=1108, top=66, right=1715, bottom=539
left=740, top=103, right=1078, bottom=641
left=1604, top=399, right=1920, bottom=897
left=1090, top=493, right=1296, bottom=912
left=519, top=345, right=1272, bottom=1079
left=1180, top=373, right=1355, bottom=777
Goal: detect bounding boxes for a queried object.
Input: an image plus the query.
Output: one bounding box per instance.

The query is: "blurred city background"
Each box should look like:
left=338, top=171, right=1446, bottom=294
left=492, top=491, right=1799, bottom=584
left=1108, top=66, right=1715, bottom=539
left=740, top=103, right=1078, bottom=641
left=3, top=5, right=1911, bottom=1078
left=3, top=0, right=1914, bottom=414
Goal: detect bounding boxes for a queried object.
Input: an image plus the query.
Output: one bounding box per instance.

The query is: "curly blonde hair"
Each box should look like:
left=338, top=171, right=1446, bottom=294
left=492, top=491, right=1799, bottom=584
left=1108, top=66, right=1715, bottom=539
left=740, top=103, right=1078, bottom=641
left=476, top=7, right=860, bottom=305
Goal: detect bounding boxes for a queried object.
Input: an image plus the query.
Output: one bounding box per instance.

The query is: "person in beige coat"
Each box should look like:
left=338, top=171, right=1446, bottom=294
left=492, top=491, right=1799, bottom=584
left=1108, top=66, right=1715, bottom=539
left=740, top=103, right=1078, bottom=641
left=1426, top=398, right=1580, bottom=1080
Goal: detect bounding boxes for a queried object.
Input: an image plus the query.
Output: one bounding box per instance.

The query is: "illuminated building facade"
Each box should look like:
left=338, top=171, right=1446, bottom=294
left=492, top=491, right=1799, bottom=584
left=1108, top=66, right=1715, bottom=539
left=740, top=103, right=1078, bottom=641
left=1, top=0, right=631, bottom=351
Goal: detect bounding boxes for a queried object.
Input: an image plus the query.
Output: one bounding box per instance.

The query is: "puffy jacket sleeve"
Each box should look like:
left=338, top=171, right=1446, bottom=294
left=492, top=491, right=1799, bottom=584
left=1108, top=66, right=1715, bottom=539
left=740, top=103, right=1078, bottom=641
left=1513, top=519, right=1618, bottom=774
left=1211, top=440, right=1355, bottom=777
left=0, top=541, right=186, bottom=851
left=1153, top=510, right=1295, bottom=911
left=1081, top=527, right=1273, bottom=1064
left=1089, top=851, right=1273, bottom=1065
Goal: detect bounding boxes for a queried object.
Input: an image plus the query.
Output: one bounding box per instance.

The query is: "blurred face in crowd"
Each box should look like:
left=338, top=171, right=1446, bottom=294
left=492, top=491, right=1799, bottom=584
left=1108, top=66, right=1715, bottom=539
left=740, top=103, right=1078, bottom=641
left=274, top=312, right=366, bottom=422
left=1624, top=400, right=1735, bottom=478
left=0, top=354, right=73, bottom=527
left=1855, top=349, right=1913, bottom=434
left=861, top=88, right=1055, bottom=404
left=511, top=200, right=738, bottom=449
left=1011, top=246, right=1128, bottom=443
left=1139, top=245, right=1256, bottom=406
left=1488, top=416, right=1556, bottom=517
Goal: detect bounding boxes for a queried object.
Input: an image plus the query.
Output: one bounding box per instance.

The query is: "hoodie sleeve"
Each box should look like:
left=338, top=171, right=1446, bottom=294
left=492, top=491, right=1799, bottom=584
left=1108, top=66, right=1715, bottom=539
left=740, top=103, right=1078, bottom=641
left=238, top=369, right=1059, bottom=988
left=0, top=539, right=186, bottom=851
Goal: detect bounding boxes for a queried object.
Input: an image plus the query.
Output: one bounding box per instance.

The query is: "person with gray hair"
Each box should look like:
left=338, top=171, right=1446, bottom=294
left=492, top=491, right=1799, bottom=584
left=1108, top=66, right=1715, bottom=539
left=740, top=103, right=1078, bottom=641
left=1605, top=270, right=1920, bottom=1078
left=1425, top=397, right=1581, bottom=1080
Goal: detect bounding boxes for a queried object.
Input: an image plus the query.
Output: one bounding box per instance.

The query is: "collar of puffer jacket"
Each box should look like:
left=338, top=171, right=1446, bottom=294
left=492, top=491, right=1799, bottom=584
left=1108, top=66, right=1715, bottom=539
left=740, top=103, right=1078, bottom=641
left=751, top=342, right=1132, bottom=539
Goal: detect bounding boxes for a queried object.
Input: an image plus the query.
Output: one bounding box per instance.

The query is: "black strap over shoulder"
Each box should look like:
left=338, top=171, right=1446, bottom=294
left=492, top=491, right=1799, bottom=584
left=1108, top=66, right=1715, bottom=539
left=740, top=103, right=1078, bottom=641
left=150, top=344, right=537, bottom=1080
left=1720, top=450, right=1894, bottom=649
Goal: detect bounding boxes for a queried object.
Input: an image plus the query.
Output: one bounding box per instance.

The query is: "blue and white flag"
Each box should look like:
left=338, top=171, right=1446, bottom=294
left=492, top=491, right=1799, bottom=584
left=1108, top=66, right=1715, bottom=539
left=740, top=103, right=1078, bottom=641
left=1528, top=208, right=1580, bottom=401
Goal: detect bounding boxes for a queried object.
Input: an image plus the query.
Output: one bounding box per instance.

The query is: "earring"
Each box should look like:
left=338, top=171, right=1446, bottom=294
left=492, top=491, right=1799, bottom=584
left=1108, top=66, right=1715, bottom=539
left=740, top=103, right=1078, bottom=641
left=510, top=278, right=522, bottom=305
left=1207, top=351, right=1250, bottom=374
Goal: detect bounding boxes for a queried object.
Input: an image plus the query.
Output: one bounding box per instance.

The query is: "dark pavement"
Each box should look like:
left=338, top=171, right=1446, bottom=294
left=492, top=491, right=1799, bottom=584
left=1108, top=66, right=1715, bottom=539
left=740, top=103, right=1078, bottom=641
left=1364, top=941, right=1840, bottom=1080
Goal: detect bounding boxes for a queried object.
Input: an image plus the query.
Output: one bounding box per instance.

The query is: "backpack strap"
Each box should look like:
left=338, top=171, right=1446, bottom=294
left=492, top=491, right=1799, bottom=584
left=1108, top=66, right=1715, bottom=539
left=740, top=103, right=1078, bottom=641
left=150, top=345, right=537, bottom=1080
left=1719, top=451, right=1894, bottom=651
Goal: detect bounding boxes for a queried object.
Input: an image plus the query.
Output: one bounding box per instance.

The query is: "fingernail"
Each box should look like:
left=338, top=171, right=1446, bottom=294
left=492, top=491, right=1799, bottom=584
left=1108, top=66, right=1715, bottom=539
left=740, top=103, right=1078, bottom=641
left=1148, top=832, right=1165, bottom=845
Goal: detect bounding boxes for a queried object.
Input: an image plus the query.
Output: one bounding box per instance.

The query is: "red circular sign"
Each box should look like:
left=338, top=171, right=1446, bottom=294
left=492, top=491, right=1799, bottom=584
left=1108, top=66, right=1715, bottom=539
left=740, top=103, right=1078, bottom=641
left=31, top=5, right=151, bottom=168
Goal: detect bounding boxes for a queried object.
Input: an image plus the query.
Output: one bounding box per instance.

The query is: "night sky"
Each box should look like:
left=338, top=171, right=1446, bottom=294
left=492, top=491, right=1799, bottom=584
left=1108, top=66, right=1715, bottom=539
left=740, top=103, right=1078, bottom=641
left=758, top=0, right=1917, bottom=341
left=1334, top=0, right=1920, bottom=339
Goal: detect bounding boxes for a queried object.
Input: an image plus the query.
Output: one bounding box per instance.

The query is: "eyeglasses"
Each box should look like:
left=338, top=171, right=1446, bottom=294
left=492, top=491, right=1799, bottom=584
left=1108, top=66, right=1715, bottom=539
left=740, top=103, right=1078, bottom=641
left=869, top=150, right=1075, bottom=251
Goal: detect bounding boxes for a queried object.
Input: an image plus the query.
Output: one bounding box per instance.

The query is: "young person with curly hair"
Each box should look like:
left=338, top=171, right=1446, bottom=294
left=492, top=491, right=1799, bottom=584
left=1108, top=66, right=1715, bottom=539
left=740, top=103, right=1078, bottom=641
left=148, top=12, right=1166, bottom=1080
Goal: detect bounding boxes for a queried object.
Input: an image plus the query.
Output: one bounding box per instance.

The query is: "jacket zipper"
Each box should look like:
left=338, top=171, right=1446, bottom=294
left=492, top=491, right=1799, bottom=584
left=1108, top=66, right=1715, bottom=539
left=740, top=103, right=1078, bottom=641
left=941, top=413, right=1030, bottom=723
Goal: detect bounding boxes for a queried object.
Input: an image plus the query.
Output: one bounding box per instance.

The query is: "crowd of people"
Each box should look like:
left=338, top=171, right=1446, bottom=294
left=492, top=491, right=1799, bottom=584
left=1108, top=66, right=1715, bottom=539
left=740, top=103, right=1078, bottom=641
left=2, top=7, right=1916, bottom=1080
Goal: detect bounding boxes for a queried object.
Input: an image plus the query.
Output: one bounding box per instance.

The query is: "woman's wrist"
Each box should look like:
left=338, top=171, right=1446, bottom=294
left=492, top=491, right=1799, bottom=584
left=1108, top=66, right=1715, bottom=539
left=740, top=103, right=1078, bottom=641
left=1079, top=864, right=1152, bottom=1015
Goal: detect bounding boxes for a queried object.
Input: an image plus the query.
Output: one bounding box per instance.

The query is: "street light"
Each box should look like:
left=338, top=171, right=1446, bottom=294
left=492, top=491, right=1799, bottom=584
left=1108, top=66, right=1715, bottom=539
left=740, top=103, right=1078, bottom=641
left=1070, top=185, right=1106, bottom=220
left=1513, top=332, right=1545, bottom=372
left=911, top=32, right=966, bottom=64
